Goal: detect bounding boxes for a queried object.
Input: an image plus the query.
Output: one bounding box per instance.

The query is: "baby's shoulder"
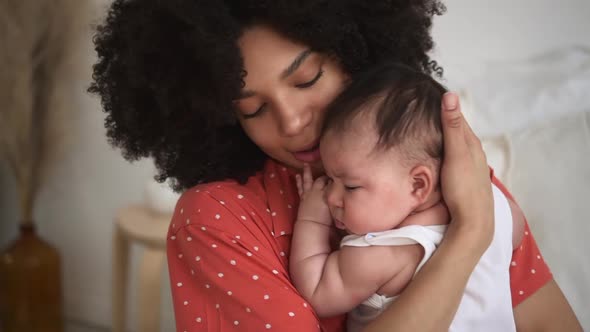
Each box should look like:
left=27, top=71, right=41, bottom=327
left=339, top=244, right=421, bottom=293
left=340, top=244, right=421, bottom=269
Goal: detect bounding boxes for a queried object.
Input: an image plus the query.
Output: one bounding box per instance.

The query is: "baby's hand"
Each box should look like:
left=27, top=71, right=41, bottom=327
left=295, top=164, right=332, bottom=226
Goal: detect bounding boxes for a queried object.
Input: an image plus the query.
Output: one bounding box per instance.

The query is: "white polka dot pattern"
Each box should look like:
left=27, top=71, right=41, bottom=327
left=165, top=160, right=551, bottom=331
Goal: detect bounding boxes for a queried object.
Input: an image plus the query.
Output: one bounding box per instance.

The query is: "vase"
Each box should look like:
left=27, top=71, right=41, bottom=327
left=0, top=224, right=64, bottom=332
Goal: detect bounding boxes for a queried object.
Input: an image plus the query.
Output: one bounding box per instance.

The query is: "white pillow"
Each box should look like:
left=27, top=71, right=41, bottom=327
left=459, top=46, right=590, bottom=139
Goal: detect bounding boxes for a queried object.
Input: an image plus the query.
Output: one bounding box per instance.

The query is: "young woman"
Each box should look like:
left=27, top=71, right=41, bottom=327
left=89, top=0, right=581, bottom=331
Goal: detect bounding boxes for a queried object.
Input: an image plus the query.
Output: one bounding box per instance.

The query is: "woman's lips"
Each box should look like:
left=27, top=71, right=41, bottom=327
left=292, top=142, right=321, bottom=163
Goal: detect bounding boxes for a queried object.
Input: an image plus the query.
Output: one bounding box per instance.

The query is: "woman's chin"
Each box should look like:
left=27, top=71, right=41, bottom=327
left=309, top=162, right=325, bottom=177
left=286, top=157, right=325, bottom=175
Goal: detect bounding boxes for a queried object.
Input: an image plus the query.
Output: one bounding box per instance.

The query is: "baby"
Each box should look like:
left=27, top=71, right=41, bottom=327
left=289, top=62, right=524, bottom=332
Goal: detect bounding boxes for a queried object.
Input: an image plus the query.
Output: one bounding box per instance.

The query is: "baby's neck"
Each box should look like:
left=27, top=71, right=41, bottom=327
left=414, top=190, right=442, bottom=212
left=397, top=191, right=449, bottom=228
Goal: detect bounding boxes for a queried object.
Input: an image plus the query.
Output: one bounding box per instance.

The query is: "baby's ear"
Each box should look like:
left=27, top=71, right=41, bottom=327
left=410, top=165, right=435, bottom=204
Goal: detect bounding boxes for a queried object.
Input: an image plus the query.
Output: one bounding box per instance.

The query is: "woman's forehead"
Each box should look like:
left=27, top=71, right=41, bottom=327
left=238, top=25, right=308, bottom=76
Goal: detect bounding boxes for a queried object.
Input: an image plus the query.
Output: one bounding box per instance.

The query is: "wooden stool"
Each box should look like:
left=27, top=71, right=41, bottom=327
left=112, top=205, right=171, bottom=332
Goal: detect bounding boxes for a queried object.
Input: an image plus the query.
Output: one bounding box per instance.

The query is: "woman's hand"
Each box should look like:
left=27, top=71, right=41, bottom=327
left=440, top=92, right=494, bottom=252
left=295, top=163, right=333, bottom=226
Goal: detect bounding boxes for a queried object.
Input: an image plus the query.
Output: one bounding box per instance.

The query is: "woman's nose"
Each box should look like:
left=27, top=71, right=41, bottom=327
left=275, top=97, right=312, bottom=137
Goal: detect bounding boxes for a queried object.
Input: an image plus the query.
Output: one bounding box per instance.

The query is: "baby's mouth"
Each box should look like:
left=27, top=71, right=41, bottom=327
left=334, top=219, right=346, bottom=230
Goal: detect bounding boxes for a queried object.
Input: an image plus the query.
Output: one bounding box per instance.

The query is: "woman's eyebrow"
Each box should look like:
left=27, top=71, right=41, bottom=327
left=237, top=49, right=313, bottom=100
left=280, top=49, right=312, bottom=79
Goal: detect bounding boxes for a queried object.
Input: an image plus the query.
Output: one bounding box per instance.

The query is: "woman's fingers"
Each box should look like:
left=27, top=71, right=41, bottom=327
left=439, top=92, right=493, bottom=249
left=440, top=92, right=469, bottom=160
left=441, top=92, right=485, bottom=164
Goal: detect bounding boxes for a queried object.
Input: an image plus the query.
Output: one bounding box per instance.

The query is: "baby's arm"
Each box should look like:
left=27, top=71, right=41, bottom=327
left=289, top=165, right=422, bottom=317
left=296, top=244, right=422, bottom=317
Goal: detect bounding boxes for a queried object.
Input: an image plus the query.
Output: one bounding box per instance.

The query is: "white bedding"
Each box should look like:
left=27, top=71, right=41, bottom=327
left=453, top=46, right=590, bottom=329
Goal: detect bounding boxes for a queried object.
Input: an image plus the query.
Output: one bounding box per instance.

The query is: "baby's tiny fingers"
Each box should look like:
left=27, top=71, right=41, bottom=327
left=302, top=164, right=313, bottom=191
left=296, top=174, right=303, bottom=197
left=312, top=176, right=328, bottom=190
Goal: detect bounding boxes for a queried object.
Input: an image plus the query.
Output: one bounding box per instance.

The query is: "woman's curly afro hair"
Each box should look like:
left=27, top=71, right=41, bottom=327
left=89, top=0, right=446, bottom=192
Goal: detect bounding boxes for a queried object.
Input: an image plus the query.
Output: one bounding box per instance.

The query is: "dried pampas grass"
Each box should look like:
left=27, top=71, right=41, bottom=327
left=0, top=0, right=89, bottom=226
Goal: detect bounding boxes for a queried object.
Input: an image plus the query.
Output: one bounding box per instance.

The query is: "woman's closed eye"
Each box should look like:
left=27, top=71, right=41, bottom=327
left=241, top=69, right=322, bottom=119
left=240, top=65, right=324, bottom=119
left=242, top=103, right=267, bottom=119
left=295, top=68, right=324, bottom=89
left=344, top=185, right=360, bottom=191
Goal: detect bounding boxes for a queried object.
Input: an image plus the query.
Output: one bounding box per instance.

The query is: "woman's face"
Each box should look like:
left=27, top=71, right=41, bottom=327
left=235, top=25, right=348, bottom=171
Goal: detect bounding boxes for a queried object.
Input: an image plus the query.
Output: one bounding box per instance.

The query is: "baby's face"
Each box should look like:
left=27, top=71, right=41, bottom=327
left=320, top=126, right=418, bottom=235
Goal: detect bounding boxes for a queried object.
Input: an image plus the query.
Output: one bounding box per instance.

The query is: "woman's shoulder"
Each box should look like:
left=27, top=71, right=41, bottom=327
left=175, top=178, right=263, bottom=216
left=168, top=159, right=298, bottom=233
left=176, top=159, right=295, bottom=210
left=166, top=179, right=264, bottom=238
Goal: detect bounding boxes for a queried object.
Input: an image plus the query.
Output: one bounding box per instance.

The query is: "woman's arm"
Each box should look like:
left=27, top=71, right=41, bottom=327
left=364, top=224, right=489, bottom=331
left=494, top=182, right=581, bottom=330
left=514, top=280, right=582, bottom=331
left=490, top=156, right=581, bottom=330
left=364, top=93, right=494, bottom=331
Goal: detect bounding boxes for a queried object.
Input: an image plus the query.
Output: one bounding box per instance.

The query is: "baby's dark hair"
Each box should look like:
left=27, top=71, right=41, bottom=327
left=88, top=0, right=446, bottom=191
left=322, top=62, right=447, bottom=169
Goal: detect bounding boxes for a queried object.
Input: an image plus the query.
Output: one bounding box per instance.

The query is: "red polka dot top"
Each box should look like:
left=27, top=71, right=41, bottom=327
left=167, top=159, right=551, bottom=331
